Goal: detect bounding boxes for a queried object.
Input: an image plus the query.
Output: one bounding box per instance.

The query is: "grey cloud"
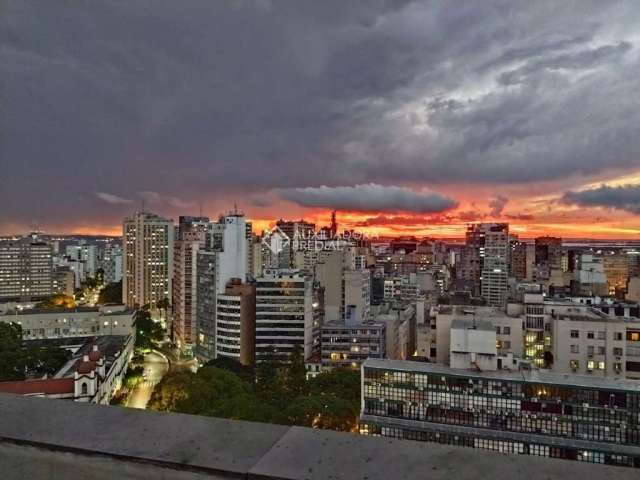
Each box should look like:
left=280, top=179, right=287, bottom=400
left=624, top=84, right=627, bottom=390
left=498, top=41, right=632, bottom=85
left=488, top=195, right=509, bottom=216
left=561, top=184, right=640, bottom=214
left=279, top=183, right=458, bottom=213
left=94, top=192, right=132, bottom=205
left=3, top=1, right=640, bottom=231
left=139, top=191, right=194, bottom=209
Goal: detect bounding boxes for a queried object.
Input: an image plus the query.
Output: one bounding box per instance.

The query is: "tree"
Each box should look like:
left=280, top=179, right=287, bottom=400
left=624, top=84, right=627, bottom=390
left=0, top=323, right=71, bottom=381
left=26, top=346, right=71, bottom=377
left=0, top=323, right=26, bottom=381
left=203, top=357, right=254, bottom=383
left=149, top=367, right=256, bottom=419
left=305, top=369, right=361, bottom=432
left=135, top=308, right=165, bottom=349
left=98, top=280, right=122, bottom=304
left=148, top=352, right=361, bottom=433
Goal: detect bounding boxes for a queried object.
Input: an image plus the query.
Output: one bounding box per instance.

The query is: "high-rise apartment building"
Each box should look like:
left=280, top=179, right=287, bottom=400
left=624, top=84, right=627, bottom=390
left=535, top=236, right=563, bottom=269
left=194, top=212, right=249, bottom=363
left=0, top=234, right=53, bottom=302
left=172, top=216, right=209, bottom=353
left=275, top=219, right=316, bottom=269
left=99, top=242, right=123, bottom=284
left=255, top=269, right=316, bottom=361
left=66, top=243, right=98, bottom=280
left=122, top=212, right=174, bottom=312
left=480, top=223, right=510, bottom=307
left=215, top=278, right=256, bottom=366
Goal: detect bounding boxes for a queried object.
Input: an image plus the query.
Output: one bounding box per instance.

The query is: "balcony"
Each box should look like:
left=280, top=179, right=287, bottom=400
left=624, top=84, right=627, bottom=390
left=0, top=393, right=638, bottom=479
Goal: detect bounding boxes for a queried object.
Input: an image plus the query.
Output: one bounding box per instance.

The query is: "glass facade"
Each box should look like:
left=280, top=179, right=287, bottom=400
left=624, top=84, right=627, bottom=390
left=361, top=359, right=640, bottom=467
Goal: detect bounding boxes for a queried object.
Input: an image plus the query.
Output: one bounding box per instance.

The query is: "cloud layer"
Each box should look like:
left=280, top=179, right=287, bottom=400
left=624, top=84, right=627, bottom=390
left=279, top=184, right=458, bottom=213
left=562, top=184, right=640, bottom=214
left=2, top=1, right=640, bottom=232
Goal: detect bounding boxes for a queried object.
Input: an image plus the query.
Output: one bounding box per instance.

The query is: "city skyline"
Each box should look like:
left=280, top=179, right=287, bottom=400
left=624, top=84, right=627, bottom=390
left=3, top=2, right=640, bottom=238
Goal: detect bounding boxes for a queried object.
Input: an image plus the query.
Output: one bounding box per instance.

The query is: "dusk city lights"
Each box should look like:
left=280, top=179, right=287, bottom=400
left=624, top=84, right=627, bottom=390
left=2, top=2, right=640, bottom=478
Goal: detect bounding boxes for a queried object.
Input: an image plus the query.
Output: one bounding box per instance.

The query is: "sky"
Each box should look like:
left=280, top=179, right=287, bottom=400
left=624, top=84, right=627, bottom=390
left=3, top=1, right=640, bottom=238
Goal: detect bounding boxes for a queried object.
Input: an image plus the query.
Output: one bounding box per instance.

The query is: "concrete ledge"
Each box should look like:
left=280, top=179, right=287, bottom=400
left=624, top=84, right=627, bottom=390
left=0, top=393, right=637, bottom=479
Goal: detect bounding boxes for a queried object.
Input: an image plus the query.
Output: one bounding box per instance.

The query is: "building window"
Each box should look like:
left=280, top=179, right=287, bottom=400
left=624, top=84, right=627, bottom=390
left=597, top=331, right=606, bottom=340
left=570, top=360, right=579, bottom=370
left=495, top=326, right=501, bottom=334
left=615, top=332, right=623, bottom=341
left=598, top=361, right=606, bottom=370
left=613, top=347, right=623, bottom=356
left=587, top=346, right=594, bottom=355
left=587, top=360, right=595, bottom=371
left=570, top=330, right=579, bottom=338
left=587, top=331, right=594, bottom=339
left=570, top=345, right=579, bottom=354
left=81, top=383, right=88, bottom=395
left=503, top=327, right=511, bottom=335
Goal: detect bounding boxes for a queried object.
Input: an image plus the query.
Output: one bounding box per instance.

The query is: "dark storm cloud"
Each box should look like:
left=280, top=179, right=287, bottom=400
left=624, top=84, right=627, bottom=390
left=2, top=1, right=640, bottom=231
left=279, top=184, right=458, bottom=213
left=562, top=184, right=640, bottom=214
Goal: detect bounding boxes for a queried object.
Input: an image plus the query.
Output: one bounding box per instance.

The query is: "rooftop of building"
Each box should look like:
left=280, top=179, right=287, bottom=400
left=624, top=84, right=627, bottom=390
left=0, top=393, right=636, bottom=479
left=2, top=306, right=100, bottom=316
left=363, top=358, right=640, bottom=392
left=0, top=378, right=74, bottom=396
left=54, top=335, right=130, bottom=379
left=451, top=318, right=495, bottom=331
left=322, top=320, right=385, bottom=328
left=0, top=305, right=135, bottom=317
left=438, top=304, right=517, bottom=319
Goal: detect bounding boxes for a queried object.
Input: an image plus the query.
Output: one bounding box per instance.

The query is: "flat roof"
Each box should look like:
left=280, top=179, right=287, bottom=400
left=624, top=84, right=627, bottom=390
left=451, top=319, right=494, bottom=331
left=1, top=394, right=637, bottom=479
left=363, top=358, right=640, bottom=392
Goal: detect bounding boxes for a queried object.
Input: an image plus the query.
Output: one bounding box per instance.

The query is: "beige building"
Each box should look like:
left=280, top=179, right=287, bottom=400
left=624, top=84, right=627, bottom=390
left=551, top=311, right=640, bottom=380
left=0, top=235, right=53, bottom=302
left=172, top=217, right=209, bottom=352
left=122, top=212, right=174, bottom=312
left=0, top=304, right=135, bottom=340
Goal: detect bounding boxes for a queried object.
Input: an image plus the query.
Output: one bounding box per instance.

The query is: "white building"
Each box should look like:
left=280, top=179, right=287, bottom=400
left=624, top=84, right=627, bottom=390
left=450, top=319, right=498, bottom=371
left=194, top=212, right=250, bottom=362
left=100, top=242, right=123, bottom=283
left=0, top=334, right=134, bottom=405
left=434, top=305, right=522, bottom=367
left=66, top=244, right=98, bottom=280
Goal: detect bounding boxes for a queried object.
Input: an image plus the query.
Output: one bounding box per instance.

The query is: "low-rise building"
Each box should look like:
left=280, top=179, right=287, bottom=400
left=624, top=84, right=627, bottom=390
left=321, top=320, right=385, bottom=369
left=0, top=334, right=133, bottom=404
left=360, top=358, right=640, bottom=468
left=0, top=305, right=135, bottom=340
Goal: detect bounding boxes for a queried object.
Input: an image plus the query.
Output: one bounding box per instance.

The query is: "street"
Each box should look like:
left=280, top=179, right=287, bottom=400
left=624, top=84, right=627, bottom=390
left=126, top=350, right=169, bottom=409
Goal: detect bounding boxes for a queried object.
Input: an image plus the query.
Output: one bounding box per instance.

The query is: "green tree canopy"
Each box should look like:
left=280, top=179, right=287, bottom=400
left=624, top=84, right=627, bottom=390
left=98, top=280, right=122, bottom=304
left=0, top=323, right=72, bottom=381
left=149, top=355, right=361, bottom=432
